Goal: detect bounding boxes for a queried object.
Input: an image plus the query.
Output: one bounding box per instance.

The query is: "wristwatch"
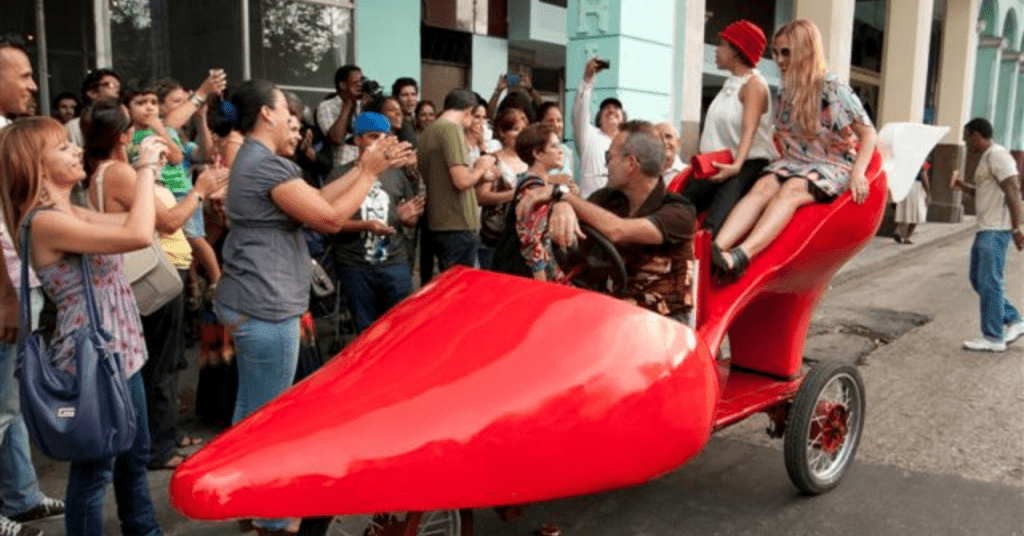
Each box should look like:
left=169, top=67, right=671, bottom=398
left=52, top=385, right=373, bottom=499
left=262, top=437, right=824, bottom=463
left=551, top=184, right=570, bottom=203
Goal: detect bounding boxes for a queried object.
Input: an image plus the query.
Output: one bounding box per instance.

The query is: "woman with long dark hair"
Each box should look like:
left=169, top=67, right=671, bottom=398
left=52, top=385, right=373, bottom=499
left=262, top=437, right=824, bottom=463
left=213, top=79, right=410, bottom=535
left=82, top=98, right=226, bottom=470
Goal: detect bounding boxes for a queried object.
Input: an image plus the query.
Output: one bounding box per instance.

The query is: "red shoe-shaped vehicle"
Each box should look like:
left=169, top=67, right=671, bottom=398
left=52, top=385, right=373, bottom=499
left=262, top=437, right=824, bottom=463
left=170, top=151, right=890, bottom=534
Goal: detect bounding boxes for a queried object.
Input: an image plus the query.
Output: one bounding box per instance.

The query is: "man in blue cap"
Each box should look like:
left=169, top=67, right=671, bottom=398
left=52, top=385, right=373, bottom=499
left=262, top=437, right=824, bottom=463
left=325, top=112, right=425, bottom=332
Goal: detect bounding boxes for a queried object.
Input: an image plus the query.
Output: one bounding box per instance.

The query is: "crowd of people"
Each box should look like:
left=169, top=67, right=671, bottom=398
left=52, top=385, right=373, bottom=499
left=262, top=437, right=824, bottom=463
left=0, top=16, right=888, bottom=536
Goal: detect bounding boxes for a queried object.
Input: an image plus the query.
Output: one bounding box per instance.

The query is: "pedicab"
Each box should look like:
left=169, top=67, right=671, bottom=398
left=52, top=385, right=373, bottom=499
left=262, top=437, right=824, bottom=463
left=169, top=124, right=946, bottom=535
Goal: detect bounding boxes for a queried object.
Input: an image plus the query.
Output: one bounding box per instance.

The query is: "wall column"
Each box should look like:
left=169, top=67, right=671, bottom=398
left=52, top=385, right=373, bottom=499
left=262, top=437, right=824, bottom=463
left=877, top=0, right=934, bottom=124
left=793, top=0, right=856, bottom=82
left=564, top=0, right=674, bottom=144
left=671, top=0, right=704, bottom=159
left=994, top=52, right=1021, bottom=145
left=931, top=0, right=981, bottom=222
left=971, top=36, right=1004, bottom=120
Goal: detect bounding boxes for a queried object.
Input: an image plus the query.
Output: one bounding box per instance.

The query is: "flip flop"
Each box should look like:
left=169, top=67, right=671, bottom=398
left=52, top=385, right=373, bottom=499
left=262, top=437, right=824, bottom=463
left=178, top=436, right=204, bottom=448
left=149, top=452, right=187, bottom=471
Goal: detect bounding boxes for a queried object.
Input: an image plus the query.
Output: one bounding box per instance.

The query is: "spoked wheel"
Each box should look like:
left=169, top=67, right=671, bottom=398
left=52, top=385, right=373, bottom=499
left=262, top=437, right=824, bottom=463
left=325, top=510, right=461, bottom=536
left=784, top=360, right=865, bottom=494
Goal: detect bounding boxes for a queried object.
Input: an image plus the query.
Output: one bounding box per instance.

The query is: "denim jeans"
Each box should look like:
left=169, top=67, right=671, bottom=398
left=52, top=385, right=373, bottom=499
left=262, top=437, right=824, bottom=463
left=0, top=288, right=45, bottom=516
left=430, top=230, right=479, bottom=271
left=969, top=231, right=1022, bottom=341
left=65, top=373, right=161, bottom=536
left=336, top=262, right=413, bottom=333
left=214, top=303, right=300, bottom=532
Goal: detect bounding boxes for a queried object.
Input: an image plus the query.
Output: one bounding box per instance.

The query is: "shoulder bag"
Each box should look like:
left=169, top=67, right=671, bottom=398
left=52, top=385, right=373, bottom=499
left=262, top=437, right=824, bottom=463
left=94, top=162, right=183, bottom=316
left=16, top=209, right=137, bottom=461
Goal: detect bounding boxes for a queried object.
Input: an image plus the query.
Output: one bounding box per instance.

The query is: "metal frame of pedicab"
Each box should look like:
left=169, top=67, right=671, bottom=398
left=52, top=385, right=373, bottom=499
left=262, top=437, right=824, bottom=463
left=169, top=152, right=887, bottom=536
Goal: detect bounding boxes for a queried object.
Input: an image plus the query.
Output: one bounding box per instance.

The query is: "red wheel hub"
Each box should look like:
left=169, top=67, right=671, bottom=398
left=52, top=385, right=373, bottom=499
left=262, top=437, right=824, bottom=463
left=809, top=402, right=849, bottom=454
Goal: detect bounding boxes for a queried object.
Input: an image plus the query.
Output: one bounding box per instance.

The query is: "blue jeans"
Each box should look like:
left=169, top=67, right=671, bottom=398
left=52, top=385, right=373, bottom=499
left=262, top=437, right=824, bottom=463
left=336, top=262, right=413, bottom=332
left=0, top=288, right=45, bottom=516
left=214, top=303, right=300, bottom=532
left=430, top=230, right=478, bottom=271
left=969, top=231, right=1022, bottom=341
left=65, top=373, right=161, bottom=536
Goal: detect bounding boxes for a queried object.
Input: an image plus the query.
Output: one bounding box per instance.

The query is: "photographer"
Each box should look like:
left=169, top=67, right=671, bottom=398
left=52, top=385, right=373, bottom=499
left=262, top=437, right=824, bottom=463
left=317, top=64, right=365, bottom=167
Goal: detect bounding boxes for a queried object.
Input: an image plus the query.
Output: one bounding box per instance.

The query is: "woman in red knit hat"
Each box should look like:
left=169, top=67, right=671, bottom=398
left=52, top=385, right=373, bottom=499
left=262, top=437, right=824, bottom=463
left=683, top=19, right=778, bottom=239
left=711, top=19, right=877, bottom=282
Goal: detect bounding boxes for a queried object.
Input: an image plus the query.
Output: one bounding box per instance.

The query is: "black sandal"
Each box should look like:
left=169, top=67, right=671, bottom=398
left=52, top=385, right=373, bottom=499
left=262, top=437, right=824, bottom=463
left=723, top=247, right=750, bottom=283
left=710, top=243, right=729, bottom=280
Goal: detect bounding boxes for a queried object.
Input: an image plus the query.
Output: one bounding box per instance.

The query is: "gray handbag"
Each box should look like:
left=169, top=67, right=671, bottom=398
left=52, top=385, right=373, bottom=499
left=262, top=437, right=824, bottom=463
left=93, top=162, right=183, bottom=315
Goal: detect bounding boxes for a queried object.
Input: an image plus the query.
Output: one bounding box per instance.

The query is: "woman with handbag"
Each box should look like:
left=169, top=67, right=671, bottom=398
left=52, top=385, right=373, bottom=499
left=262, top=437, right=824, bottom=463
left=682, top=20, right=778, bottom=239
left=711, top=19, right=877, bottom=282
left=0, top=116, right=167, bottom=536
left=81, top=98, right=228, bottom=470
left=477, top=108, right=528, bottom=269
left=213, top=80, right=411, bottom=536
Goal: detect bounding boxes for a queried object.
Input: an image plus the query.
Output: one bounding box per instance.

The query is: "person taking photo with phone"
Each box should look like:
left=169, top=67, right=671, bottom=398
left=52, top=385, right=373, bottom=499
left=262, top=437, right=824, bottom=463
left=572, top=57, right=625, bottom=197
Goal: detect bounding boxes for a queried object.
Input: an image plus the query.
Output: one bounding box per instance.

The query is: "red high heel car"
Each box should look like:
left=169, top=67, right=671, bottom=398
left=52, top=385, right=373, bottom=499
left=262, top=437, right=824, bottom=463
left=169, top=124, right=944, bottom=535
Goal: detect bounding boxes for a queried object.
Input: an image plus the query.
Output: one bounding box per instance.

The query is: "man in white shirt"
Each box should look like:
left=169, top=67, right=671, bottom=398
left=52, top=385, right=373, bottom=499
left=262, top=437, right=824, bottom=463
left=0, top=34, right=65, bottom=536
left=317, top=64, right=364, bottom=167
left=655, top=121, right=688, bottom=184
left=572, top=58, right=625, bottom=197
left=952, top=118, right=1024, bottom=352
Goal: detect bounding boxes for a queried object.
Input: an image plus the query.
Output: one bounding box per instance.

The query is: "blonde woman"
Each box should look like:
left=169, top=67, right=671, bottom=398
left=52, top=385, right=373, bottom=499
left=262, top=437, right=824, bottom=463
left=711, top=19, right=877, bottom=281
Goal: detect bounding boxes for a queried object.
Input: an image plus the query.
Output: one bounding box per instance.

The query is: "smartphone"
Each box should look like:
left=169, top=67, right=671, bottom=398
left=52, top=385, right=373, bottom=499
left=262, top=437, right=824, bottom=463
left=595, top=59, right=611, bottom=71
left=506, top=73, right=521, bottom=86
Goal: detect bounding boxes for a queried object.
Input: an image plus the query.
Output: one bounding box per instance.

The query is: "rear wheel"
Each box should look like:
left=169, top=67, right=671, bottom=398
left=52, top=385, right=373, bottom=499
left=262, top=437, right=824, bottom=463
left=784, top=360, right=865, bottom=494
left=325, top=510, right=461, bottom=536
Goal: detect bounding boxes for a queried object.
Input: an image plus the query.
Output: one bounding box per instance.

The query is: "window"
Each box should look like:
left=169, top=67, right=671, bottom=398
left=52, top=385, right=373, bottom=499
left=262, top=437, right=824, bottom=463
left=249, top=0, right=355, bottom=109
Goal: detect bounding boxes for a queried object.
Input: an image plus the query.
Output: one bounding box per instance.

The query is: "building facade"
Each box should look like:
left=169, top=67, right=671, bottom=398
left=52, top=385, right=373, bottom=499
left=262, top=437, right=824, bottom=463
left=3, top=0, right=1014, bottom=222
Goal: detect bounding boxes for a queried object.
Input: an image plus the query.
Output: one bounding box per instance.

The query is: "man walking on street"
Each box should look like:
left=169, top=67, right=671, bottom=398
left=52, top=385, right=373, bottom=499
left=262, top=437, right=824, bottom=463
left=952, top=118, right=1024, bottom=352
left=0, top=34, right=66, bottom=536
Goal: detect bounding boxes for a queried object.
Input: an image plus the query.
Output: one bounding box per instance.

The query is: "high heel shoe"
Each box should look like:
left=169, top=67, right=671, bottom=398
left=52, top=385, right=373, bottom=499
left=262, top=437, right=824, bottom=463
left=170, top=154, right=888, bottom=520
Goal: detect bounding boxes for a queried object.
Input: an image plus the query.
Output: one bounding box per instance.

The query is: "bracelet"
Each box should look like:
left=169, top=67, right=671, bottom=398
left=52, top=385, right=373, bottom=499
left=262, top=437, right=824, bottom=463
left=189, top=92, right=206, bottom=108
left=133, top=162, right=161, bottom=173
left=194, top=192, right=204, bottom=204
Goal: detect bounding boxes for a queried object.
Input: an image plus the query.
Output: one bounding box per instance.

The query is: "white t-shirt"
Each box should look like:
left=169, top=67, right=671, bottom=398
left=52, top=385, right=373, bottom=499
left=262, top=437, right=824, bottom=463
left=316, top=95, right=360, bottom=168
left=572, top=78, right=613, bottom=197
left=700, top=70, right=778, bottom=161
left=974, top=143, right=1019, bottom=231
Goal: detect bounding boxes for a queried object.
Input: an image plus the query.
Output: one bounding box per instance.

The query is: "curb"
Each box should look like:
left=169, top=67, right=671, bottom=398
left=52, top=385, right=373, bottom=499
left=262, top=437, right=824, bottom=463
left=831, top=225, right=978, bottom=287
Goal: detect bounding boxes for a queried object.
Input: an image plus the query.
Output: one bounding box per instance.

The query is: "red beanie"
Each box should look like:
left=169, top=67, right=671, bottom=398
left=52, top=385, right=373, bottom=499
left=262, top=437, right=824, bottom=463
left=720, top=20, right=767, bottom=67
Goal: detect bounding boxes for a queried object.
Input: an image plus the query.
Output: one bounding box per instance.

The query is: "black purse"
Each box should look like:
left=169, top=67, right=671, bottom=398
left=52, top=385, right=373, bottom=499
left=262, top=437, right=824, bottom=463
left=16, top=209, right=138, bottom=462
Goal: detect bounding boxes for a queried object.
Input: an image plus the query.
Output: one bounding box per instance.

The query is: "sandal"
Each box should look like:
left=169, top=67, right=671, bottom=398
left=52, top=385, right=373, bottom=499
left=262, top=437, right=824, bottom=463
left=178, top=435, right=204, bottom=448
left=722, top=247, right=750, bottom=283
left=148, top=452, right=187, bottom=471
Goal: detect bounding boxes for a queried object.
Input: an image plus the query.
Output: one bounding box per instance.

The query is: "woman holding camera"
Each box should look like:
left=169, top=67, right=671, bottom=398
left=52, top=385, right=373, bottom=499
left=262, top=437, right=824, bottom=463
left=0, top=117, right=165, bottom=536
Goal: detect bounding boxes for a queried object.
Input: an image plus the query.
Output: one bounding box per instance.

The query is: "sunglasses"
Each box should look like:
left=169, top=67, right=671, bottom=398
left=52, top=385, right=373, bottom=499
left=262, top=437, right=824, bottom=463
left=771, top=47, right=792, bottom=59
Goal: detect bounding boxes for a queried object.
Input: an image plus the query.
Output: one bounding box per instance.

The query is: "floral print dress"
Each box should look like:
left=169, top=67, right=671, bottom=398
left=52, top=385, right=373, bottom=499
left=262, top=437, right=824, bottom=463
left=36, top=251, right=148, bottom=378
left=764, top=73, right=873, bottom=199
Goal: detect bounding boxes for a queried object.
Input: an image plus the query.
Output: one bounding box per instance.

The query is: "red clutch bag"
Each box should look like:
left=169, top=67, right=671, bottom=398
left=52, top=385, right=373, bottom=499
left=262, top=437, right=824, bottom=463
left=690, top=149, right=734, bottom=179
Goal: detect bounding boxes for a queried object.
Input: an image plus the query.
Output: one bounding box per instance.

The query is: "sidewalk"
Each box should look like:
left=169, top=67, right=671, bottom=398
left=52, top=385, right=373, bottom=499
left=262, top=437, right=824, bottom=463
left=833, top=217, right=978, bottom=285
left=20, top=217, right=981, bottom=536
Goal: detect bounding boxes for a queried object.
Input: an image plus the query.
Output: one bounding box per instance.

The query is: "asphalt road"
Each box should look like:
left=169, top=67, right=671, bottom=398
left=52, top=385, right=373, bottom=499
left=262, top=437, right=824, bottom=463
left=22, top=224, right=1024, bottom=536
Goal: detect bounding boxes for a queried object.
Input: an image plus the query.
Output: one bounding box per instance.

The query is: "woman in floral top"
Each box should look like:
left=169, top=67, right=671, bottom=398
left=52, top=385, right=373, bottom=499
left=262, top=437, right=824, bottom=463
left=0, top=117, right=166, bottom=536
left=711, top=19, right=877, bottom=281
left=493, top=123, right=578, bottom=280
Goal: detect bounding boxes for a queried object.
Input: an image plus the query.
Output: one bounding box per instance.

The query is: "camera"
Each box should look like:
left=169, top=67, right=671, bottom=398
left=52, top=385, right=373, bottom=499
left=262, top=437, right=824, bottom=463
left=361, top=79, right=383, bottom=98
left=595, top=59, right=611, bottom=71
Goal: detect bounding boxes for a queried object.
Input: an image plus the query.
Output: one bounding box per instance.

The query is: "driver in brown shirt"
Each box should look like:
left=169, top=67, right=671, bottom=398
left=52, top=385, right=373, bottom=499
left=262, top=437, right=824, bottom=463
left=518, top=120, right=696, bottom=320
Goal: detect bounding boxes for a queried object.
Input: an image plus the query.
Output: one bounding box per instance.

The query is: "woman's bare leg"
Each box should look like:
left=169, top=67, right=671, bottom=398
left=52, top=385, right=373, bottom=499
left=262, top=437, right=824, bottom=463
left=735, top=178, right=816, bottom=259
left=714, top=174, right=781, bottom=251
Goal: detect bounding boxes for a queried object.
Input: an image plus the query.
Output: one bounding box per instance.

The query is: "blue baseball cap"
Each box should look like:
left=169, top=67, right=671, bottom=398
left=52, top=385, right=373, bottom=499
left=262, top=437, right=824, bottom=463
left=353, top=112, right=391, bottom=136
